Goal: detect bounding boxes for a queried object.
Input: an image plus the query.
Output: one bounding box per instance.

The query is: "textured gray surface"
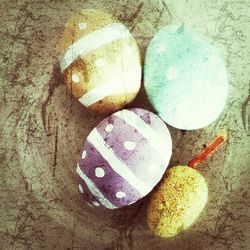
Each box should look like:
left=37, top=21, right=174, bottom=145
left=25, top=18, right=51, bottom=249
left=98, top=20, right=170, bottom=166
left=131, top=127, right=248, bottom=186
left=0, top=0, right=249, bottom=249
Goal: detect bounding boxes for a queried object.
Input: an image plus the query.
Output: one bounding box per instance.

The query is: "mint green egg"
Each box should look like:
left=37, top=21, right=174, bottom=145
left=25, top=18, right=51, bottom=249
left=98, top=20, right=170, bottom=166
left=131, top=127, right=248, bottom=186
left=144, top=25, right=228, bottom=130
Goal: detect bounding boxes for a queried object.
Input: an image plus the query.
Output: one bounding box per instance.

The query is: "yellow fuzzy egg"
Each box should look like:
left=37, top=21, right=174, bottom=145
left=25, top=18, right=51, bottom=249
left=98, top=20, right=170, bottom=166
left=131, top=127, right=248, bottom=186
left=147, top=166, right=208, bottom=238
left=57, top=9, right=141, bottom=113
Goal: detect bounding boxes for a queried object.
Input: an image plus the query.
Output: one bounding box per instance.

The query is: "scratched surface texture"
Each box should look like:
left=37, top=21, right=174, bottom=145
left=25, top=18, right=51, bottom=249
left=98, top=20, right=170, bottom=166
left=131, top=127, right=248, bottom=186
left=0, top=0, right=249, bottom=249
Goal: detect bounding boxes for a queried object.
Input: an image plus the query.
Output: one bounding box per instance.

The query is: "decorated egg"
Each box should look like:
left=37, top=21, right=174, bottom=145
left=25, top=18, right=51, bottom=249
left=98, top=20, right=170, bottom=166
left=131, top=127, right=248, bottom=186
left=147, top=133, right=226, bottom=238
left=144, top=25, right=228, bottom=130
left=147, top=166, right=208, bottom=238
left=76, top=108, right=172, bottom=208
left=58, top=9, right=141, bottom=113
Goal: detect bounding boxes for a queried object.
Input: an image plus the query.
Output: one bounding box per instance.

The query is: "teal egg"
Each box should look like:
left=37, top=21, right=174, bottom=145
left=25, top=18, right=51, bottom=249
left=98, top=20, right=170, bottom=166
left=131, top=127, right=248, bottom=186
left=144, top=25, right=228, bottom=130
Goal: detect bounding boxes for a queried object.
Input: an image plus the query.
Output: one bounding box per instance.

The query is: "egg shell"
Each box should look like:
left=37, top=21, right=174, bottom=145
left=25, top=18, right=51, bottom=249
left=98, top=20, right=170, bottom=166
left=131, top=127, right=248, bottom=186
left=76, top=108, right=172, bottom=208
left=147, top=166, right=208, bottom=238
left=58, top=9, right=142, bottom=113
left=144, top=25, right=228, bottom=130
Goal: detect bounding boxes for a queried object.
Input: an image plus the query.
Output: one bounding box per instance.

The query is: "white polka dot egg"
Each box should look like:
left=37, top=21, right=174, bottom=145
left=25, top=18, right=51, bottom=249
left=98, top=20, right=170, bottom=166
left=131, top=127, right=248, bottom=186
left=57, top=9, right=141, bottom=113
left=76, top=108, right=172, bottom=208
left=144, top=25, right=228, bottom=130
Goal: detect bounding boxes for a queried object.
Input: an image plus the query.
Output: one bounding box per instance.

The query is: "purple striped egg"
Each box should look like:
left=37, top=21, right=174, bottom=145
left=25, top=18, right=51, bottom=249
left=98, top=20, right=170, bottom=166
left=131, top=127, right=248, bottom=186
left=76, top=108, right=172, bottom=208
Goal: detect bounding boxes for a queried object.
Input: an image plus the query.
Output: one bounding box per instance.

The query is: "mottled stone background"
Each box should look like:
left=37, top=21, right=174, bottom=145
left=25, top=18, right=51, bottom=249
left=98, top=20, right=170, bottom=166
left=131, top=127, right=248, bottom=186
left=0, top=0, right=249, bottom=249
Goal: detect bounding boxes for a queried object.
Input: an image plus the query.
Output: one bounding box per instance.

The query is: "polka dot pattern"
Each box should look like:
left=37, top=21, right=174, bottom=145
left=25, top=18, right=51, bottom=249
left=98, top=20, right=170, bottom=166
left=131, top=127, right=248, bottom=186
left=93, top=201, right=100, bottom=207
left=156, top=44, right=167, bottom=53
left=95, top=58, right=106, bottom=67
left=78, top=184, right=84, bottom=193
left=95, top=167, right=105, bottom=178
left=166, top=66, right=177, bottom=80
left=82, top=150, right=86, bottom=159
left=72, top=74, right=80, bottom=83
left=77, top=108, right=172, bottom=209
left=85, top=201, right=93, bottom=207
left=144, top=25, right=228, bottom=130
left=78, top=22, right=88, bottom=30
left=58, top=10, right=141, bottom=113
left=105, top=124, right=114, bottom=132
left=124, top=46, right=133, bottom=56
left=116, top=191, right=126, bottom=198
left=124, top=141, right=136, bottom=151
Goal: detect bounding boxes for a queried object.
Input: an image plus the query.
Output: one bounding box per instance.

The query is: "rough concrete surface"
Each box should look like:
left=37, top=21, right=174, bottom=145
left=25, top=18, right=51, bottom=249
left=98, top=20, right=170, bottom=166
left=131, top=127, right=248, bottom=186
left=0, top=0, right=249, bottom=249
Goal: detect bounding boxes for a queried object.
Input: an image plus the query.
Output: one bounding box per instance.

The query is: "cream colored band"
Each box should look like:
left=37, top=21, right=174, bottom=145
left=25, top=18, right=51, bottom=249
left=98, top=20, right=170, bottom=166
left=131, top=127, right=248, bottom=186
left=76, top=164, right=117, bottom=209
left=88, top=128, right=152, bottom=196
left=60, top=23, right=132, bottom=72
left=78, top=68, right=141, bottom=107
left=114, top=110, right=172, bottom=163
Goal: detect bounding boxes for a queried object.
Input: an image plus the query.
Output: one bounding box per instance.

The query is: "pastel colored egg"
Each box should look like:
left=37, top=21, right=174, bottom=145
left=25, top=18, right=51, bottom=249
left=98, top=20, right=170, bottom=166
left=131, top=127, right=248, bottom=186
left=144, top=25, right=228, bottom=130
left=147, top=166, right=208, bottom=238
left=76, top=108, right=172, bottom=208
left=58, top=9, right=141, bottom=113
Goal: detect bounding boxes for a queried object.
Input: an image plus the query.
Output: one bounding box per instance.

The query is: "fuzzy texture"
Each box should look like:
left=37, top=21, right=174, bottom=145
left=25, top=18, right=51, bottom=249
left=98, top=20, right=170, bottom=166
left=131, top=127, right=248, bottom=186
left=147, top=166, right=208, bottom=238
left=2, top=1, right=249, bottom=249
left=144, top=25, right=228, bottom=130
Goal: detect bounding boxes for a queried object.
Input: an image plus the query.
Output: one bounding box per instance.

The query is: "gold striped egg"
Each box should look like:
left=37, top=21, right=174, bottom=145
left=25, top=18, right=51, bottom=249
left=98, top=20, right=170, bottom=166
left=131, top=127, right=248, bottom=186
left=57, top=9, right=142, bottom=113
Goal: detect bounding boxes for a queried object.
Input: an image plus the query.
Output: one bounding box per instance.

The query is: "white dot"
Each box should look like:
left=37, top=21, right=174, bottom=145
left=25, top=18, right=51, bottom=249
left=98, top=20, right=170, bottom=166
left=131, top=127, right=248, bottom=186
left=105, top=124, right=114, bottom=132
left=85, top=202, right=93, bottom=207
left=95, top=167, right=105, bottom=178
left=78, top=184, right=84, bottom=193
left=124, top=141, right=136, bottom=150
left=72, top=74, right=80, bottom=83
left=96, top=58, right=106, bottom=67
left=166, top=66, right=177, bottom=80
left=156, top=44, right=167, bottom=53
left=93, top=201, right=100, bottom=206
left=82, top=150, right=87, bottom=159
left=124, top=46, right=133, bottom=56
left=78, top=22, right=88, bottom=30
left=116, top=191, right=126, bottom=199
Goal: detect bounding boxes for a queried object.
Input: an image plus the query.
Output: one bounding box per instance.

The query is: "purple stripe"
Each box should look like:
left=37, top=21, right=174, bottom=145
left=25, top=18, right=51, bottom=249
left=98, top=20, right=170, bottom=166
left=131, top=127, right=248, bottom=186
left=78, top=143, right=142, bottom=208
left=77, top=176, right=98, bottom=206
left=130, top=108, right=169, bottom=133
left=95, top=109, right=169, bottom=187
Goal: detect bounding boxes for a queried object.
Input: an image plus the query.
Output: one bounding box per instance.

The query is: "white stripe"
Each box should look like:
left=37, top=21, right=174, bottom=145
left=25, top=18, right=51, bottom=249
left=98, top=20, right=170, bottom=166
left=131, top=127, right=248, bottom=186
left=88, top=128, right=152, bottom=196
left=76, top=164, right=117, bottom=209
left=60, top=23, right=132, bottom=72
left=114, top=110, right=172, bottom=162
left=78, top=68, right=141, bottom=107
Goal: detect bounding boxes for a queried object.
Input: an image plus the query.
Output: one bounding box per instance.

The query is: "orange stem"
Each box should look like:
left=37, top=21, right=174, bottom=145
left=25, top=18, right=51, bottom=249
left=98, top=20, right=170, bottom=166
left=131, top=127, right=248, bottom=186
left=188, top=131, right=227, bottom=168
